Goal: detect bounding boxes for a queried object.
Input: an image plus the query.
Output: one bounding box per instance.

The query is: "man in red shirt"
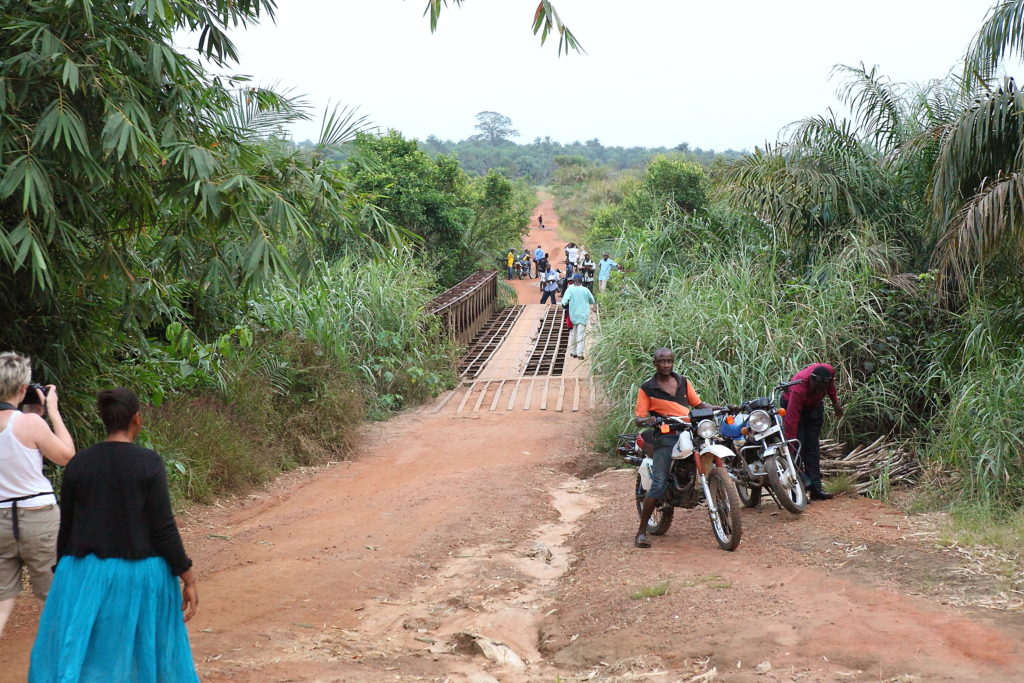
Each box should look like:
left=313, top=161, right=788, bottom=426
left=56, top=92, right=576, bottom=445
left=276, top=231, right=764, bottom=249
left=781, top=363, right=843, bottom=501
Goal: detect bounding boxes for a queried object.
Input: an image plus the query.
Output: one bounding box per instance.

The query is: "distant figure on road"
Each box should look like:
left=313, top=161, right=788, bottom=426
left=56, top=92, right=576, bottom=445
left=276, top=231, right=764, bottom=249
left=562, top=274, right=595, bottom=360
left=538, top=214, right=545, bottom=229
left=598, top=253, right=621, bottom=292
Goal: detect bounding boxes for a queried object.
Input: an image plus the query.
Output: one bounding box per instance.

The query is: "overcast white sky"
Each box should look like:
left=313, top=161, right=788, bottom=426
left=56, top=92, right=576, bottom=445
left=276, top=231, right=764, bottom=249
left=213, top=0, right=1004, bottom=150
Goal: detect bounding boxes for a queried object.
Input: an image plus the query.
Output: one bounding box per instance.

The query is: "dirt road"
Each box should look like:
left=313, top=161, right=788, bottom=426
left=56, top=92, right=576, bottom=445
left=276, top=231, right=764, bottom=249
left=2, top=197, right=1023, bottom=681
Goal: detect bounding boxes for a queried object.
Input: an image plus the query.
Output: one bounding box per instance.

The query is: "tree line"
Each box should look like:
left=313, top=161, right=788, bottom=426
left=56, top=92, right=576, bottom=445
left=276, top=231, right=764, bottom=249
left=415, top=111, right=743, bottom=183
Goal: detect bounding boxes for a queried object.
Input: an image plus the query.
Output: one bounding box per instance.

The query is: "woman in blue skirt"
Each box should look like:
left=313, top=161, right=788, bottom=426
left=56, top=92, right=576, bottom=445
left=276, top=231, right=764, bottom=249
left=30, top=388, right=199, bottom=682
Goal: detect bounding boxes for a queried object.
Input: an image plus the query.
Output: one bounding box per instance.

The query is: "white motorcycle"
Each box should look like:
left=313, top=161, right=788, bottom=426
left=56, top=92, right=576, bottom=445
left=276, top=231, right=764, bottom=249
left=722, top=380, right=807, bottom=514
left=627, top=409, right=743, bottom=551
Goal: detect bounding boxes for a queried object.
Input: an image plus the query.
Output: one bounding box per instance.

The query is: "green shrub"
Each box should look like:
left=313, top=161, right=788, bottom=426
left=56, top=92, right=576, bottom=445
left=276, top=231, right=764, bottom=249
left=145, top=399, right=277, bottom=504
left=143, top=331, right=367, bottom=503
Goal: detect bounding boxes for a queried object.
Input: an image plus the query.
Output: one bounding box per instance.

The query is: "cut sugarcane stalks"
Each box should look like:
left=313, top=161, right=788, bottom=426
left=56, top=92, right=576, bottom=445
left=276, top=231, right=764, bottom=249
left=817, top=438, right=920, bottom=494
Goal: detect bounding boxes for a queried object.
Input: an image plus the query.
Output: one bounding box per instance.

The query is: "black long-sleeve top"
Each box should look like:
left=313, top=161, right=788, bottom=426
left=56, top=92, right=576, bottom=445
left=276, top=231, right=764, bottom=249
left=56, top=441, right=192, bottom=576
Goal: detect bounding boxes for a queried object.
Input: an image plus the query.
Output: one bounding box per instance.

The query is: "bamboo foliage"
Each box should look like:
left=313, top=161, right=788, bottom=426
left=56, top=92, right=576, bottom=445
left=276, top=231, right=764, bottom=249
left=421, top=0, right=583, bottom=55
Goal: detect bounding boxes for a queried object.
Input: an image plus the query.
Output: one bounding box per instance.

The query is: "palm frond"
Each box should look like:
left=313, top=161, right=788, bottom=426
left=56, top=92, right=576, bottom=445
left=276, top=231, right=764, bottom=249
left=964, top=0, right=1024, bottom=81
left=930, top=77, right=1024, bottom=228
left=532, top=1, right=585, bottom=56
left=317, top=103, right=373, bottom=150
left=935, top=171, right=1024, bottom=291
left=418, top=0, right=582, bottom=54
left=223, top=85, right=310, bottom=139
left=833, top=63, right=907, bottom=153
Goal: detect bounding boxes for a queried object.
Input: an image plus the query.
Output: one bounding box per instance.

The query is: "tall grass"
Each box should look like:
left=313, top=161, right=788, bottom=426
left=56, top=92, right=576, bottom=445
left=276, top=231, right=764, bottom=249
left=591, top=206, right=1024, bottom=512
left=552, top=172, right=639, bottom=240
left=592, top=213, right=904, bottom=444
left=141, top=256, right=457, bottom=504
left=923, top=349, right=1024, bottom=509
left=254, top=255, right=457, bottom=414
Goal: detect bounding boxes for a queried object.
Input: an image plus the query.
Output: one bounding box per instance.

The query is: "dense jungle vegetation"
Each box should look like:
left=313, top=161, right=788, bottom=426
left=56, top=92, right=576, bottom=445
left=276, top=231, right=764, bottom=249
left=0, top=0, right=533, bottom=501
left=568, top=3, right=1024, bottom=530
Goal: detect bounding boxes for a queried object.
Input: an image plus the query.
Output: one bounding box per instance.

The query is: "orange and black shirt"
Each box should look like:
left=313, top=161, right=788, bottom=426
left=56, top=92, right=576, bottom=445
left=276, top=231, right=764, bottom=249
left=634, top=371, right=702, bottom=419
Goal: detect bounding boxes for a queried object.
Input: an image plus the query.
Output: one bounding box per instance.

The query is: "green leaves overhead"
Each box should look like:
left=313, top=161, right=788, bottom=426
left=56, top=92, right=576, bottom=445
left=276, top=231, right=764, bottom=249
left=420, top=0, right=583, bottom=55
left=532, top=1, right=584, bottom=57
left=932, top=79, right=1024, bottom=289
left=0, top=0, right=392, bottom=295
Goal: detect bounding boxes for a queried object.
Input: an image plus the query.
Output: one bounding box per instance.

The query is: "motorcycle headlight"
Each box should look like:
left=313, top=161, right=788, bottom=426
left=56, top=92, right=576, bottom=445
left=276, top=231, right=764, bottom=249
left=748, top=410, right=772, bottom=433
left=696, top=419, right=718, bottom=439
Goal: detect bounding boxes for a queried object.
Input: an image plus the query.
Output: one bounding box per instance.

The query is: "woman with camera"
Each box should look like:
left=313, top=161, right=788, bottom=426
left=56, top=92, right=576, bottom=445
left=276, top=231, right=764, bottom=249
left=0, top=352, right=75, bottom=638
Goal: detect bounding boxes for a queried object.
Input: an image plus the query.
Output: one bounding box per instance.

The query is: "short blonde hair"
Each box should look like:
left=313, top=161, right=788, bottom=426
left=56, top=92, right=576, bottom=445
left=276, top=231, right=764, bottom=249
left=0, top=352, right=32, bottom=401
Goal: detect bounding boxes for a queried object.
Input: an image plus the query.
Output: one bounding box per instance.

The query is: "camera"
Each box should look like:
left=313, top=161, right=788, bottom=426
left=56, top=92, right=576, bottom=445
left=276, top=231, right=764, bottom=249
left=20, top=382, right=49, bottom=406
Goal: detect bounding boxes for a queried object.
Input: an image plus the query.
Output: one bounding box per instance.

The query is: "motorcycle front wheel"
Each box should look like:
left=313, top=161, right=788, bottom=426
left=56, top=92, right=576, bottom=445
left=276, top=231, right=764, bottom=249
left=707, top=467, right=742, bottom=551
left=635, top=474, right=673, bottom=536
left=765, top=454, right=807, bottom=514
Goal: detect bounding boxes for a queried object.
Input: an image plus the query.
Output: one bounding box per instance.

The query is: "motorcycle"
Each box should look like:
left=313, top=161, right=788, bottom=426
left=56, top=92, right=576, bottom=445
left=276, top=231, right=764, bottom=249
left=721, top=380, right=807, bottom=514
left=513, top=260, right=529, bottom=279
left=623, top=411, right=743, bottom=551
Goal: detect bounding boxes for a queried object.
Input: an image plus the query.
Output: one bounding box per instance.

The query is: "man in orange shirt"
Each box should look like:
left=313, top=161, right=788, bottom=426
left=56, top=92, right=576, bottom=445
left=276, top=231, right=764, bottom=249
left=633, top=347, right=716, bottom=548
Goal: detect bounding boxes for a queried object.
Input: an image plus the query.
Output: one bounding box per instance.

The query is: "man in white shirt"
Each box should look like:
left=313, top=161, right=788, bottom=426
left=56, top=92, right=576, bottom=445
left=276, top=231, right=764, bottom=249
left=564, top=244, right=579, bottom=276
left=540, top=268, right=560, bottom=304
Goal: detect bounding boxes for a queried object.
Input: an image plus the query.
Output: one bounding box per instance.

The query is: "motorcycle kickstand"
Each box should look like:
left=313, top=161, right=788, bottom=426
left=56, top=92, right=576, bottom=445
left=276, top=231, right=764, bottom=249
left=763, top=483, right=785, bottom=511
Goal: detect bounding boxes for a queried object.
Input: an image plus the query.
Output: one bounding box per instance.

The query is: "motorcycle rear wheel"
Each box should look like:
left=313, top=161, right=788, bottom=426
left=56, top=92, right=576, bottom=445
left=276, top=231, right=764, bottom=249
left=635, top=475, right=673, bottom=536
left=765, top=454, right=807, bottom=514
left=707, top=467, right=742, bottom=551
left=735, top=478, right=762, bottom=508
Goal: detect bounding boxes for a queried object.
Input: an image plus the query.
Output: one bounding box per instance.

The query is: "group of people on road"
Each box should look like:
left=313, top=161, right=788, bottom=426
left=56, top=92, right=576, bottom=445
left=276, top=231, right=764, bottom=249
left=0, top=352, right=199, bottom=681
left=530, top=242, right=621, bottom=361
left=633, top=349, right=842, bottom=548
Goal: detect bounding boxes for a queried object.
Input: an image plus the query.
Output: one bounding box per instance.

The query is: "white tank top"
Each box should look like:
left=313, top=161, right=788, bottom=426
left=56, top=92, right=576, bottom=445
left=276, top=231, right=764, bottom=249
left=0, top=411, right=57, bottom=507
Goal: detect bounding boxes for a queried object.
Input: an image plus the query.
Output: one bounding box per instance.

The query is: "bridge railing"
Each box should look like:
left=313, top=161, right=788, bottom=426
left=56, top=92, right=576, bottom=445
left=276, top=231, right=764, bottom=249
left=427, top=270, right=498, bottom=346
